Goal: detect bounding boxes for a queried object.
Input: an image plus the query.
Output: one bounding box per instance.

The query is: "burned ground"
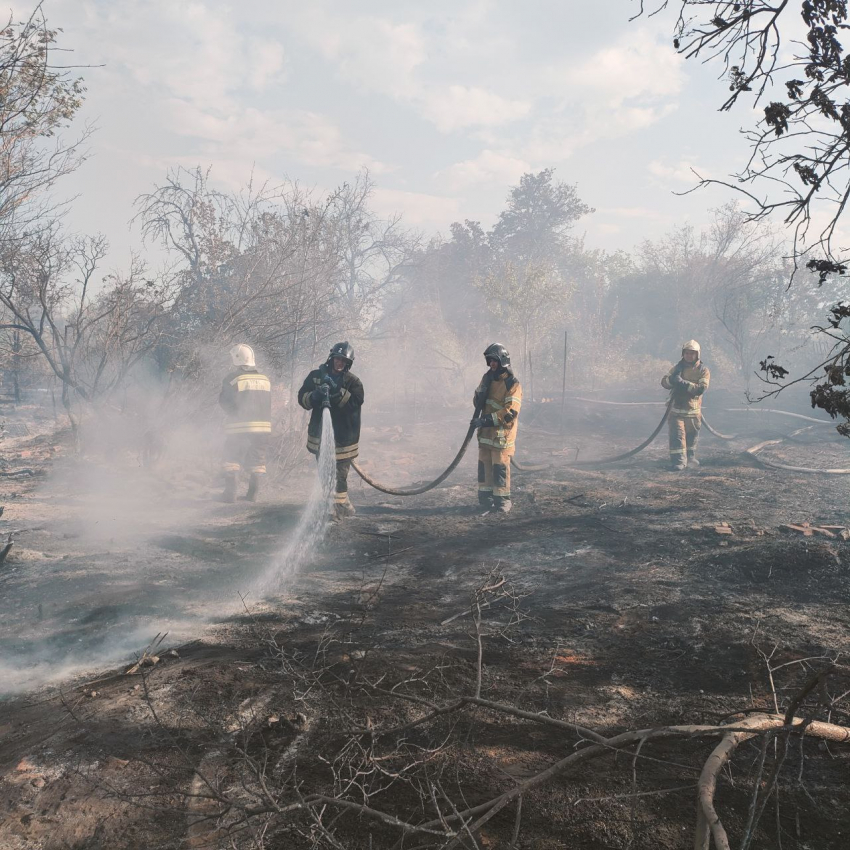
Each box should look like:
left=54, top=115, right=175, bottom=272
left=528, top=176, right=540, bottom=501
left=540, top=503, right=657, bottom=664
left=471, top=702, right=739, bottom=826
left=0, top=397, right=849, bottom=849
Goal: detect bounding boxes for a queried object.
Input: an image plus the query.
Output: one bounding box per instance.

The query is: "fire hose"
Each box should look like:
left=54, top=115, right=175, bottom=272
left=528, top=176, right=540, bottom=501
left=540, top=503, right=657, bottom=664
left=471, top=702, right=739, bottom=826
left=566, top=398, right=850, bottom=474
left=352, top=371, right=495, bottom=496
left=351, top=394, right=850, bottom=496
left=352, top=372, right=549, bottom=496
left=350, top=399, right=665, bottom=493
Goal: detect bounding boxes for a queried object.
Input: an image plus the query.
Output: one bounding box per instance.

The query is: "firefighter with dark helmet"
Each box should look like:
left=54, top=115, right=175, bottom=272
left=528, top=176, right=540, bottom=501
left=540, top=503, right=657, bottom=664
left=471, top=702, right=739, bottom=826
left=298, top=342, right=364, bottom=519
left=471, top=343, right=522, bottom=513
left=219, top=344, right=272, bottom=502
left=661, top=339, right=710, bottom=470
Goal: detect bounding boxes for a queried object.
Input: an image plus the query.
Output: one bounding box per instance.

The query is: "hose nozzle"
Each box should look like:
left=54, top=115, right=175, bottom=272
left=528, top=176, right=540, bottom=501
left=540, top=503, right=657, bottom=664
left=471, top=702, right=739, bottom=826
left=320, top=384, right=331, bottom=409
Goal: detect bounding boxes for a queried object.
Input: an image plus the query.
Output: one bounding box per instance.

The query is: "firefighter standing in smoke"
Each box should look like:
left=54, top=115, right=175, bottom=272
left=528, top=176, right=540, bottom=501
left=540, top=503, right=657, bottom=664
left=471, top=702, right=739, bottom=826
left=472, top=343, right=522, bottom=513
left=661, top=339, right=710, bottom=471
left=298, top=342, right=364, bottom=518
left=219, top=344, right=272, bottom=502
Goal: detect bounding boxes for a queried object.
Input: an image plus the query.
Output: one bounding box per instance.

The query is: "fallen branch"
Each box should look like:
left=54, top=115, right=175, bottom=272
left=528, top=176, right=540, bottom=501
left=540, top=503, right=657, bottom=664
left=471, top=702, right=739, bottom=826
left=695, top=711, right=846, bottom=850
left=427, top=715, right=849, bottom=840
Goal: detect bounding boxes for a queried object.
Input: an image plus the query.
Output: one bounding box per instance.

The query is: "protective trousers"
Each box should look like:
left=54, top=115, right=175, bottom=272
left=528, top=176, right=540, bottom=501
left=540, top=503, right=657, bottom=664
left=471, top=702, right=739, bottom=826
left=668, top=414, right=700, bottom=466
left=334, top=458, right=353, bottom=507
left=223, top=433, right=269, bottom=475
left=478, top=446, right=511, bottom=505
left=315, top=454, right=353, bottom=505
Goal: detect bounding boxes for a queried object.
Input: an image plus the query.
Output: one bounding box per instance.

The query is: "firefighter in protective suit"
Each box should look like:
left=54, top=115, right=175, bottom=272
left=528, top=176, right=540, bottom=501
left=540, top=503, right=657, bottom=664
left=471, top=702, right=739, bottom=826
left=298, top=342, right=364, bottom=519
left=471, top=343, right=522, bottom=513
left=661, top=340, right=710, bottom=470
left=219, top=344, right=272, bottom=502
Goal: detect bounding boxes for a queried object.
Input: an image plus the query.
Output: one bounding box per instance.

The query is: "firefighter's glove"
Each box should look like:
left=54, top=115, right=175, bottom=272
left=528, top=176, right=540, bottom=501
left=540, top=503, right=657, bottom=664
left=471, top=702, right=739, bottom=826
left=471, top=414, right=496, bottom=429
left=310, top=387, right=325, bottom=405
left=671, top=374, right=689, bottom=389
left=328, top=387, right=343, bottom=403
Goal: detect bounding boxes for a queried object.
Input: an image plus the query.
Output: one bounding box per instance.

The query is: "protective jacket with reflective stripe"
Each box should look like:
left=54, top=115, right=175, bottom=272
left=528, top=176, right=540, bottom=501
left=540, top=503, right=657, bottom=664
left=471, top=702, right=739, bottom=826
left=298, top=365, right=364, bottom=460
left=661, top=360, right=710, bottom=416
left=473, top=369, right=522, bottom=454
left=219, top=368, right=272, bottom=434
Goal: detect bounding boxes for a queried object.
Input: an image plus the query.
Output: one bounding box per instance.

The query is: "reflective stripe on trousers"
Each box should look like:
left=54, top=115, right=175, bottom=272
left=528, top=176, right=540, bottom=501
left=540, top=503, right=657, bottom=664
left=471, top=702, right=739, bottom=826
left=314, top=455, right=353, bottom=504
left=223, top=433, right=269, bottom=474
left=668, top=414, right=701, bottom=459
left=307, top=436, right=358, bottom=460
left=225, top=421, right=272, bottom=434
left=478, top=446, right=511, bottom=498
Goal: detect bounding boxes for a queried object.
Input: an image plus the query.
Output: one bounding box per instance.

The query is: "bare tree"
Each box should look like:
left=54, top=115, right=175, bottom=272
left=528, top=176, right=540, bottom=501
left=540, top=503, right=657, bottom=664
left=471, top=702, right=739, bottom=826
left=0, top=4, right=89, bottom=245
left=616, top=204, right=790, bottom=388
left=136, top=167, right=339, bottom=373
left=325, top=169, right=419, bottom=336
left=0, top=228, right=169, bottom=436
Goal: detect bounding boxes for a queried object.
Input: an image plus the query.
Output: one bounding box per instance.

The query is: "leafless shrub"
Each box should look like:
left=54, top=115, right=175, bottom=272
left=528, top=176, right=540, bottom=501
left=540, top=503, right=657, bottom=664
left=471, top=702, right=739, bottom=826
left=76, top=571, right=850, bottom=849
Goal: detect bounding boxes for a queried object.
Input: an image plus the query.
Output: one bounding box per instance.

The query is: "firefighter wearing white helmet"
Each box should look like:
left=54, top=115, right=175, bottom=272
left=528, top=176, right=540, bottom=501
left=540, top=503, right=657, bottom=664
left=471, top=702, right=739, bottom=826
left=218, top=344, right=272, bottom=502
left=661, top=340, right=710, bottom=470
left=471, top=343, right=522, bottom=512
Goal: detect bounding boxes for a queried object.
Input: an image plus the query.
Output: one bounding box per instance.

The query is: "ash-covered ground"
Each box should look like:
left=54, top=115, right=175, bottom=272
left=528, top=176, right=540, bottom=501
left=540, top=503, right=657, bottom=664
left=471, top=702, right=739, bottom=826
left=1, top=392, right=848, bottom=849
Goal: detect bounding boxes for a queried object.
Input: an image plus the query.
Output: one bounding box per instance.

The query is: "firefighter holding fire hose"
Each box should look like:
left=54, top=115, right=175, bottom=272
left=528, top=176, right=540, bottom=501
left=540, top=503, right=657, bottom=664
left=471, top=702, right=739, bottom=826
left=471, top=343, right=522, bottom=513
left=661, top=339, right=710, bottom=471
left=298, top=342, right=364, bottom=519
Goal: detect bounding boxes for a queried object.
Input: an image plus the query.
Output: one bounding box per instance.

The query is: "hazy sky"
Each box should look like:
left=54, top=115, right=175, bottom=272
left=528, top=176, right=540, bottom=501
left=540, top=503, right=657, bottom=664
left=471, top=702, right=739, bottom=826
left=29, top=0, right=755, bottom=271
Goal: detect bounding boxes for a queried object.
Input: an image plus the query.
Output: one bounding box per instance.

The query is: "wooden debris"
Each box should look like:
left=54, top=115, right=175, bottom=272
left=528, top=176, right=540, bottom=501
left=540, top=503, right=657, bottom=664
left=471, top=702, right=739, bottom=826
left=781, top=521, right=844, bottom=539
left=125, top=632, right=168, bottom=675
left=781, top=523, right=813, bottom=536
left=714, top=522, right=733, bottom=536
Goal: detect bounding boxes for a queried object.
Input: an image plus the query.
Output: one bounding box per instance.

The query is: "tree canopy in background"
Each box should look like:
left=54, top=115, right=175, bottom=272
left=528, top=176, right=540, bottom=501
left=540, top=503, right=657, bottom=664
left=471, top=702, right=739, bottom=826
left=0, top=1, right=844, bottom=452
left=637, top=0, right=850, bottom=428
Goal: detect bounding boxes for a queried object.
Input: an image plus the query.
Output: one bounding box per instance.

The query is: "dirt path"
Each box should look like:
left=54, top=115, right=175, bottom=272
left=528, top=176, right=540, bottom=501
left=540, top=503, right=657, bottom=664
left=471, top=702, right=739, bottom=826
left=1, top=401, right=848, bottom=849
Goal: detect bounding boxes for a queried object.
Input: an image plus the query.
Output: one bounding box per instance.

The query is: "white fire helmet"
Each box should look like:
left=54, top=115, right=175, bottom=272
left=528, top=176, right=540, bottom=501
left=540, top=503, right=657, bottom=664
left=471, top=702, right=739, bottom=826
left=230, top=343, right=256, bottom=368
left=681, top=339, right=701, bottom=359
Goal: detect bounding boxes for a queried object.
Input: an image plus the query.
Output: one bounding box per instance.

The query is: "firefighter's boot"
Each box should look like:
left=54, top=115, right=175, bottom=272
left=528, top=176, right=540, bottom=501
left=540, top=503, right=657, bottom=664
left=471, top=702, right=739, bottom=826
left=333, top=496, right=356, bottom=520
left=222, top=471, right=237, bottom=503
left=245, top=473, right=262, bottom=502
left=478, top=491, right=493, bottom=509
left=493, top=496, right=512, bottom=514
left=687, top=451, right=700, bottom=467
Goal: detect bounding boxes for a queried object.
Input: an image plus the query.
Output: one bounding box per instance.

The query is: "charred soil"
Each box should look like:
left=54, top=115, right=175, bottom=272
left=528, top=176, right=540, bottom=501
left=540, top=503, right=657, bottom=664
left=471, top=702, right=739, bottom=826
left=1, top=399, right=849, bottom=849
